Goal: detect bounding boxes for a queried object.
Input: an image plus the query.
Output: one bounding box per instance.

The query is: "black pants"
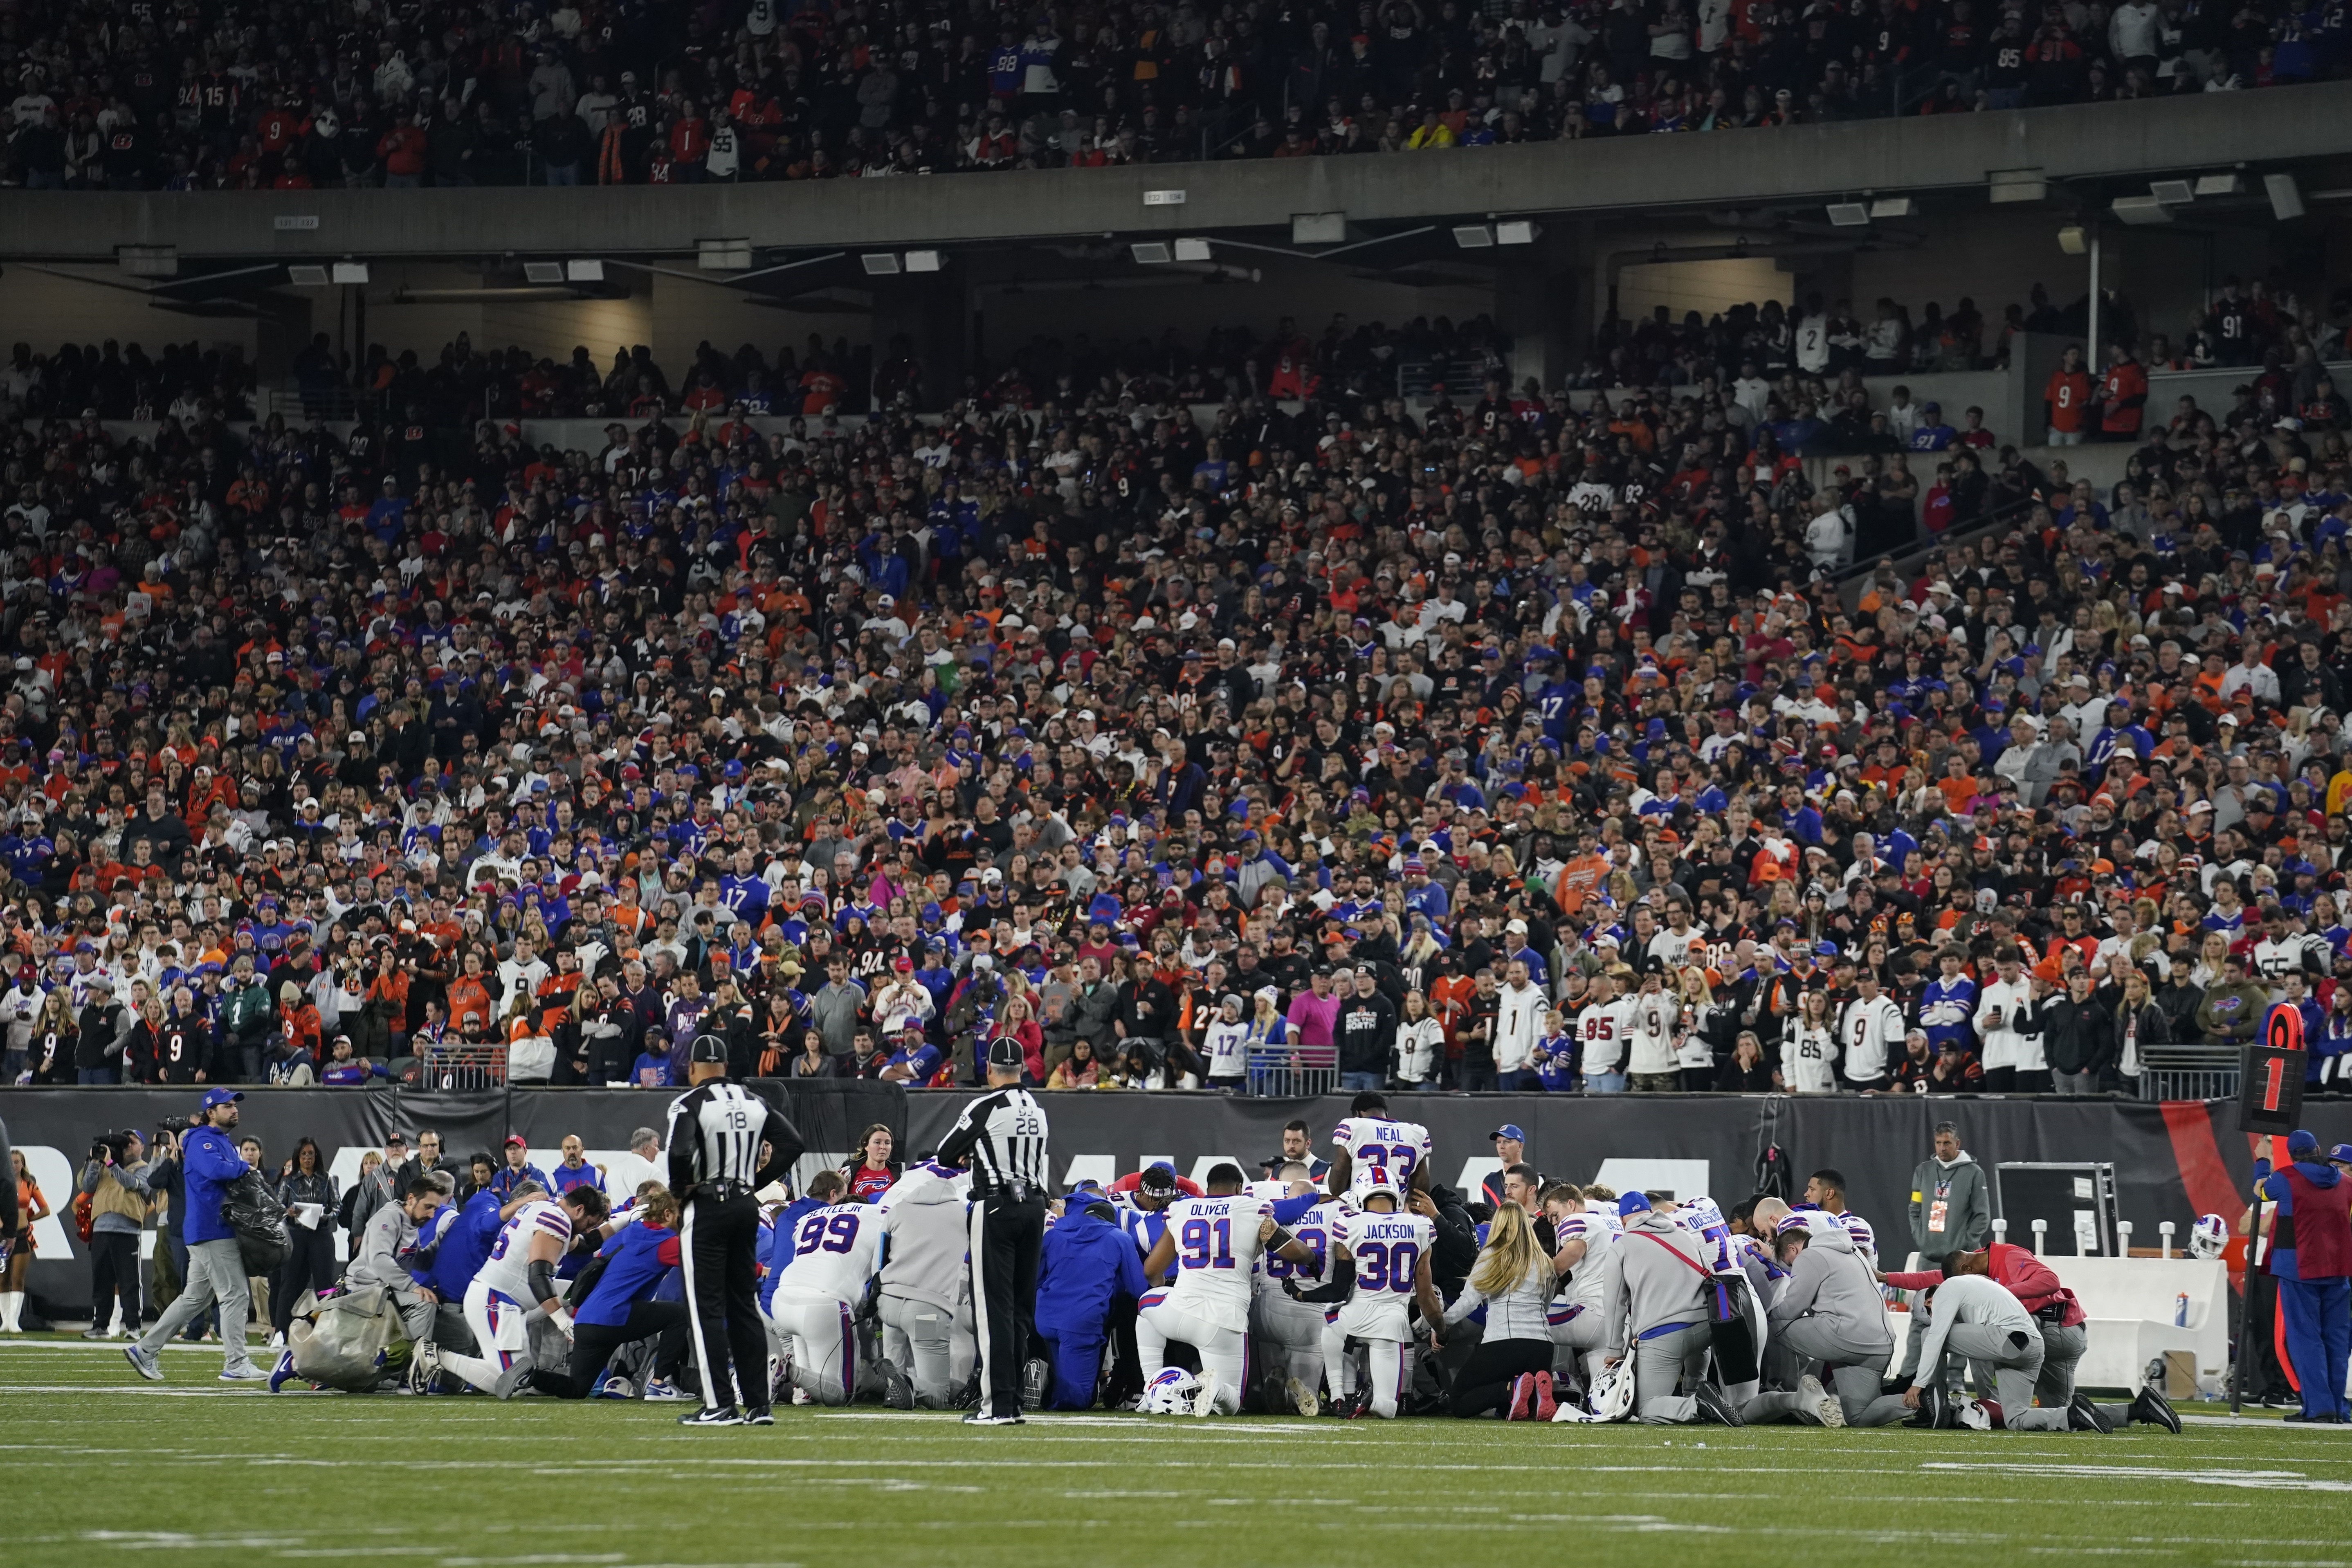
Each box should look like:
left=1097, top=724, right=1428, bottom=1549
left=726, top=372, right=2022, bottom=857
left=971, top=1191, right=1045, bottom=1419
left=273, top=1227, right=339, bottom=1336
left=1449, top=1337, right=1554, bottom=1417
left=532, top=1302, right=690, bottom=1399
left=681, top=1190, right=766, bottom=1413
left=90, top=1231, right=142, bottom=1331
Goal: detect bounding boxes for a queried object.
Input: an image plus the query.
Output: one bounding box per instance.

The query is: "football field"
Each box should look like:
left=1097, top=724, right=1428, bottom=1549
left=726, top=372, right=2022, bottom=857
left=5, top=1338, right=2348, bottom=1568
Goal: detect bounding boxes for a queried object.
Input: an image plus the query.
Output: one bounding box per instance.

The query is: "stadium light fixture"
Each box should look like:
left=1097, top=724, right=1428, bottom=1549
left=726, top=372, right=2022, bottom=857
left=904, top=250, right=942, bottom=272
left=2055, top=225, right=2087, bottom=255
left=1867, top=197, right=1913, bottom=219
left=523, top=261, right=565, bottom=284
left=2109, top=194, right=2172, bottom=225
left=1130, top=242, right=1173, bottom=264
left=287, top=265, right=329, bottom=287
left=1987, top=169, right=2047, bottom=203
left=860, top=253, right=903, bottom=275
left=1173, top=238, right=1212, bottom=262
left=2193, top=173, right=2243, bottom=197
left=331, top=261, right=370, bottom=285
left=1451, top=224, right=1495, bottom=248
left=2148, top=179, right=2194, bottom=206
left=1825, top=202, right=1870, bottom=227
left=697, top=238, right=753, bottom=270
left=1494, top=220, right=1536, bottom=245
left=2267, top=173, right=2305, bottom=220
left=566, top=259, right=605, bottom=283
left=1292, top=212, right=1347, bottom=245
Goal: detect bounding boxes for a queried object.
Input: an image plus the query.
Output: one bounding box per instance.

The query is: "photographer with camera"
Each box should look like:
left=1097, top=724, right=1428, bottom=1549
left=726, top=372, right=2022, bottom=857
left=125, top=1089, right=266, bottom=1382
left=77, top=1129, right=153, bottom=1337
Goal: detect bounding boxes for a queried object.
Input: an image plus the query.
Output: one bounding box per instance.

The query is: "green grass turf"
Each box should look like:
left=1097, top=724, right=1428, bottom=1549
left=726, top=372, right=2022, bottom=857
left=6, top=1335, right=2349, bottom=1568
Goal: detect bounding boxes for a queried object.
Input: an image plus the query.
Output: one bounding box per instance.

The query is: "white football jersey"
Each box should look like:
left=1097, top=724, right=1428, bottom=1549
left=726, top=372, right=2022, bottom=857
left=1555, top=1210, right=1620, bottom=1305
left=1329, top=1208, right=1433, bottom=1301
left=1331, top=1116, right=1433, bottom=1196
left=773, top=1202, right=885, bottom=1303
left=1162, top=1194, right=1274, bottom=1332
left=1783, top=1022, right=1840, bottom=1094
left=475, top=1199, right=572, bottom=1302
left=1258, top=1199, right=1339, bottom=1298
left=1576, top=997, right=1634, bottom=1074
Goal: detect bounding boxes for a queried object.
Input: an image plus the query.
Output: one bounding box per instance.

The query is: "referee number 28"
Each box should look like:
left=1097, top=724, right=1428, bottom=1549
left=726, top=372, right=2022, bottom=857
left=1012, top=1111, right=1042, bottom=1137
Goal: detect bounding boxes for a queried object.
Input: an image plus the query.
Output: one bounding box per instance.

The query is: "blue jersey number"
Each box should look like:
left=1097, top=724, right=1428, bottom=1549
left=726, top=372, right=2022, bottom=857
left=1179, top=1216, right=1234, bottom=1270
left=1354, top=1240, right=1420, bottom=1293
left=1263, top=1225, right=1325, bottom=1280
left=796, top=1213, right=859, bottom=1256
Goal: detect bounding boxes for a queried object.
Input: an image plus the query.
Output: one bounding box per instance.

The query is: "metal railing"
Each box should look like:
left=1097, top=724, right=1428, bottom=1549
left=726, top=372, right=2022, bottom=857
left=422, top=1041, right=506, bottom=1090
left=2136, top=1045, right=2240, bottom=1103
left=1247, top=1045, right=1337, bottom=1098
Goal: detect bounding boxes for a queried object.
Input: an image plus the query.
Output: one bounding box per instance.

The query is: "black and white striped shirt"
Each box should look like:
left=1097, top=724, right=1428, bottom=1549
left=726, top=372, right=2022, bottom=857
left=665, top=1081, right=800, bottom=1194
left=936, top=1088, right=1049, bottom=1197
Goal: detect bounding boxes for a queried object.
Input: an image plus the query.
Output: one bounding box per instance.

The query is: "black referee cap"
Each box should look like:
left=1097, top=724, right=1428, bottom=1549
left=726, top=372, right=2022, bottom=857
left=985, top=1035, right=1026, bottom=1071
left=689, top=1033, right=730, bottom=1064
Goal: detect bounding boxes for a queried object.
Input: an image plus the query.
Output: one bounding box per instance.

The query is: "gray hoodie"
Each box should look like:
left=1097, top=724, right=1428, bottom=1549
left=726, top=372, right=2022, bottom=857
left=1601, top=1209, right=1711, bottom=1356
left=1766, top=1221, right=1888, bottom=1346
left=1907, top=1150, right=1991, bottom=1261
left=877, top=1162, right=971, bottom=1312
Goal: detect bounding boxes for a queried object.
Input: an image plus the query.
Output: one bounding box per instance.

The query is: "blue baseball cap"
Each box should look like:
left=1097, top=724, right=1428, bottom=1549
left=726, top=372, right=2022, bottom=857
left=199, top=1087, right=243, bottom=1109
left=1489, top=1124, right=1527, bottom=1144
left=2287, top=1129, right=2320, bottom=1158
left=1617, top=1192, right=1653, bottom=1217
left=2330, top=1143, right=2352, bottom=1165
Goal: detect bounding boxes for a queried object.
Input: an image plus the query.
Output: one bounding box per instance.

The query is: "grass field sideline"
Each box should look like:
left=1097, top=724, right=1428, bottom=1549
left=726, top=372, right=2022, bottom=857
left=5, top=1337, right=2349, bottom=1568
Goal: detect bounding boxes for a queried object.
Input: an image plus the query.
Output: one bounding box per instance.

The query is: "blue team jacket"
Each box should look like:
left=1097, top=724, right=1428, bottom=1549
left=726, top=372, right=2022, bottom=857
left=181, top=1125, right=250, bottom=1244
left=578, top=1223, right=682, bottom=1328
left=429, top=1191, right=507, bottom=1300
left=1035, top=1210, right=1148, bottom=1341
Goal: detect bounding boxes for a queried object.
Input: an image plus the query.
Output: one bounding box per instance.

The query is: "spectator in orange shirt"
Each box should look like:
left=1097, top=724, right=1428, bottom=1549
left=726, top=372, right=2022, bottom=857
left=2095, top=344, right=2148, bottom=439
left=1935, top=754, right=1983, bottom=816
left=2044, top=343, right=2092, bottom=445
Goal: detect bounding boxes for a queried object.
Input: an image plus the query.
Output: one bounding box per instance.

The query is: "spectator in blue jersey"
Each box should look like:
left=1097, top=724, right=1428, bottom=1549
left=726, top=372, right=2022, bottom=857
left=489, top=1135, right=553, bottom=1201
left=879, top=1021, right=942, bottom=1086
left=525, top=1184, right=690, bottom=1401
left=1907, top=403, right=1958, bottom=452
left=548, top=1136, right=607, bottom=1198
left=1033, top=1184, right=1148, bottom=1410
left=631, top=1029, right=676, bottom=1088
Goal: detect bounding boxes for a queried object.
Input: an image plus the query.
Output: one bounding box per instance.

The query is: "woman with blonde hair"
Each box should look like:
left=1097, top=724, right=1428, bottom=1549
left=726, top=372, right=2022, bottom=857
left=1431, top=1202, right=1559, bottom=1419
left=1674, top=966, right=1727, bottom=1090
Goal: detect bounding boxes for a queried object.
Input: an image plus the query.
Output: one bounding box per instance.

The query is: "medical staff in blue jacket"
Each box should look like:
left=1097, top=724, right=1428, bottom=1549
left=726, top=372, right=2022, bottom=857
left=1034, top=1186, right=1147, bottom=1409
left=126, top=1087, right=264, bottom=1382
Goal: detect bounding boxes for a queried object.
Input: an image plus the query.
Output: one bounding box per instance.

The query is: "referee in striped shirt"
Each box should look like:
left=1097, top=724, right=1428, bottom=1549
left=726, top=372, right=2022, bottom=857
left=667, top=1033, right=801, bottom=1427
left=937, top=1036, right=1049, bottom=1426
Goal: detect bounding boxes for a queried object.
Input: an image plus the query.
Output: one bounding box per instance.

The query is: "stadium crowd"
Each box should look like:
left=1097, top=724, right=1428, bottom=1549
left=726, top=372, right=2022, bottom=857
left=3, top=240, right=2352, bottom=1103
left=2, top=0, right=2348, bottom=189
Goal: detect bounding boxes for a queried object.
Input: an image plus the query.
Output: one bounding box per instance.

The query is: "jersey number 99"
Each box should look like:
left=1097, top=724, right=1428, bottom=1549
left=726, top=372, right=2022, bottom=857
left=796, top=1212, right=859, bottom=1255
